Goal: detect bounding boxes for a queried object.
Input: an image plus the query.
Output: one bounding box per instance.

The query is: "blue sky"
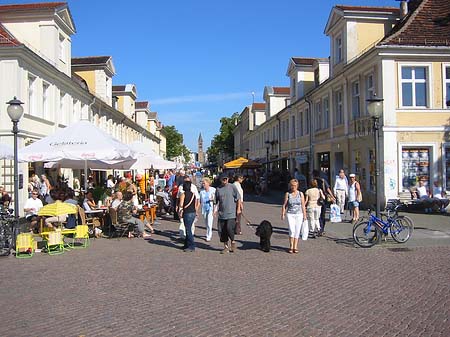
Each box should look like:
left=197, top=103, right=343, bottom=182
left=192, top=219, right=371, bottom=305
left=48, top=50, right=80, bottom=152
left=8, top=0, right=398, bottom=151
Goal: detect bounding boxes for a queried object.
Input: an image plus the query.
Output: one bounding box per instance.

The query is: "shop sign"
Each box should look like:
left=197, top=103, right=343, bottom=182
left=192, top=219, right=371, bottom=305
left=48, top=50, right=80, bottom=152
left=296, top=152, right=308, bottom=164
left=354, top=118, right=373, bottom=138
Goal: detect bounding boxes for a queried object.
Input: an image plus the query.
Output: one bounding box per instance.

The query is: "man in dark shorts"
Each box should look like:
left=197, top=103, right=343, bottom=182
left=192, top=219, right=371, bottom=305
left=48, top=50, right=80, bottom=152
left=215, top=174, right=242, bottom=254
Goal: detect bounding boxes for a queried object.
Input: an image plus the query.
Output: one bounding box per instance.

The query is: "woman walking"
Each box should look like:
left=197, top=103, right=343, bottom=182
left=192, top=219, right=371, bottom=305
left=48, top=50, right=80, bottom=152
left=200, top=177, right=215, bottom=242
left=348, top=174, right=362, bottom=223
left=281, top=179, right=307, bottom=253
left=305, top=179, right=325, bottom=238
left=178, top=180, right=199, bottom=252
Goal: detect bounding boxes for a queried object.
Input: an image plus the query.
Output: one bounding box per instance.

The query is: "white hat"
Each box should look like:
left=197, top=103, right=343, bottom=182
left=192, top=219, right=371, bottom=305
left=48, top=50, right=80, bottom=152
left=349, top=173, right=356, bottom=178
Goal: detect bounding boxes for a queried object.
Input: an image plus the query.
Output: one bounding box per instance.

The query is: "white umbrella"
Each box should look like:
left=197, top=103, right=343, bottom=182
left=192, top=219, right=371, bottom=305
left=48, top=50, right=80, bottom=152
left=128, top=141, right=177, bottom=170
left=19, top=121, right=135, bottom=189
left=0, top=143, right=14, bottom=160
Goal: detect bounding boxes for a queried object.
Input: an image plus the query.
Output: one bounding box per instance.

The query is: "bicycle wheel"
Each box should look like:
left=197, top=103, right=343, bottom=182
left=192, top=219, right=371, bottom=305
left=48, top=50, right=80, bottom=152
left=353, top=221, right=380, bottom=248
left=390, top=217, right=413, bottom=243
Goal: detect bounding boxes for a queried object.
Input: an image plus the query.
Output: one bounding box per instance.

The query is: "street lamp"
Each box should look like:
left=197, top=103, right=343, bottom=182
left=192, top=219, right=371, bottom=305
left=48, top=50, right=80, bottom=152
left=265, top=141, right=271, bottom=176
left=367, top=95, right=383, bottom=217
left=6, top=97, right=24, bottom=243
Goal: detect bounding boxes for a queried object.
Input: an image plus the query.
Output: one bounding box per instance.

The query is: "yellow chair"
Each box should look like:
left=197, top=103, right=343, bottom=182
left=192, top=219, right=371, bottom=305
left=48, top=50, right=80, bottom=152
left=45, top=229, right=64, bottom=255
left=15, top=233, right=34, bottom=259
left=71, top=225, right=90, bottom=248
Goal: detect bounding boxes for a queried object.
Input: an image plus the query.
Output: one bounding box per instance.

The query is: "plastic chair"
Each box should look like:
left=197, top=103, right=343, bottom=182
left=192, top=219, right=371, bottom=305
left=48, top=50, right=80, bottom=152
left=71, top=225, right=90, bottom=248
left=45, top=229, right=64, bottom=255
left=15, top=233, right=34, bottom=258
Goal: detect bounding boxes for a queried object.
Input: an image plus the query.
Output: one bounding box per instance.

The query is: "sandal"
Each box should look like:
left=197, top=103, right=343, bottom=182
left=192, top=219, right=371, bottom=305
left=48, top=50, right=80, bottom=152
left=293, top=249, right=298, bottom=254
left=288, top=249, right=294, bottom=254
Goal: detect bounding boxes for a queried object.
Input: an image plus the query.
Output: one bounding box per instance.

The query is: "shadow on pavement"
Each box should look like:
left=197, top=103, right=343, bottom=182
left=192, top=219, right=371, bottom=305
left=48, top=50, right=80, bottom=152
left=237, top=239, right=287, bottom=252
left=325, top=236, right=356, bottom=248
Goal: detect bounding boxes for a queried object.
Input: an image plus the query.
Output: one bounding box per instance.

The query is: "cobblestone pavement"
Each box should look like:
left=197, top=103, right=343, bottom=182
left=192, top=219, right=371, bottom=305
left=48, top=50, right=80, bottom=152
left=1, top=196, right=449, bottom=337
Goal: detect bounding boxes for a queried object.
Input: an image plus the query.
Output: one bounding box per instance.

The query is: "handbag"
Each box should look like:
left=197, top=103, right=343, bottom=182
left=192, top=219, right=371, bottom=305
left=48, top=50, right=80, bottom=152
left=317, top=190, right=325, bottom=206
left=301, top=219, right=309, bottom=240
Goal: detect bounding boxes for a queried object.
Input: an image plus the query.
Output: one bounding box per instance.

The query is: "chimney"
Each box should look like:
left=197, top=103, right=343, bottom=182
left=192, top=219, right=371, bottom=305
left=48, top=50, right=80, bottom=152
left=400, top=0, right=408, bottom=19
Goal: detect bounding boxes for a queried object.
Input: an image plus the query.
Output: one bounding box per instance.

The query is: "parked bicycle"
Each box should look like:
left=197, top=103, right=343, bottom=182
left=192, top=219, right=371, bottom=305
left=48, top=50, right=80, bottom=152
left=353, top=203, right=414, bottom=248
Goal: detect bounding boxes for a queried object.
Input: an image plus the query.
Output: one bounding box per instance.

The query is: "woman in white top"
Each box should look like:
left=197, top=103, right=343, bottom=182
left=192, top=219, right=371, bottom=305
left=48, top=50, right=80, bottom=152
left=233, top=175, right=244, bottom=235
left=333, top=169, right=348, bottom=214
left=348, top=174, right=362, bottom=223
left=200, top=177, right=216, bottom=241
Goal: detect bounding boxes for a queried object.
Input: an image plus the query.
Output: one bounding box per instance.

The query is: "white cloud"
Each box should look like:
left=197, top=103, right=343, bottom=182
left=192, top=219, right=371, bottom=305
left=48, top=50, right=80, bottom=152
left=151, top=92, right=254, bottom=105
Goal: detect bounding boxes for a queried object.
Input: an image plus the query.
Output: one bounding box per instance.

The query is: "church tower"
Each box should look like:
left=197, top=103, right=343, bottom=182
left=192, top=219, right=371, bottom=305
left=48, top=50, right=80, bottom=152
left=198, top=133, right=205, bottom=164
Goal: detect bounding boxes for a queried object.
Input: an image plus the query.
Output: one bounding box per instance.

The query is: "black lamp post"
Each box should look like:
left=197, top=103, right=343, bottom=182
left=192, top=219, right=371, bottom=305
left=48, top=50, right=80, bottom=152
left=367, top=95, right=383, bottom=217
left=265, top=141, right=270, bottom=175
left=6, top=97, right=24, bottom=240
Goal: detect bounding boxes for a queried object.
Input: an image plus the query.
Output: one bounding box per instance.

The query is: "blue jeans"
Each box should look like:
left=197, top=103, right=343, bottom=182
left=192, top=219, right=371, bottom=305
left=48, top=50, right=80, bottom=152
left=183, top=212, right=196, bottom=250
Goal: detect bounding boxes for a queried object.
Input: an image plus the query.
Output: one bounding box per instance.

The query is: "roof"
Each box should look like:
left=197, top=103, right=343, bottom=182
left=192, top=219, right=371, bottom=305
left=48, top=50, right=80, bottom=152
left=0, top=2, right=67, bottom=11
left=381, top=0, right=450, bottom=46
left=0, top=23, right=20, bottom=46
left=334, top=5, right=399, bottom=13
left=252, top=103, right=265, bottom=110
left=72, top=56, right=111, bottom=65
left=148, top=112, right=158, bottom=119
left=112, top=85, right=126, bottom=91
left=135, top=101, right=149, bottom=109
left=273, top=87, right=290, bottom=95
left=292, top=57, right=320, bottom=66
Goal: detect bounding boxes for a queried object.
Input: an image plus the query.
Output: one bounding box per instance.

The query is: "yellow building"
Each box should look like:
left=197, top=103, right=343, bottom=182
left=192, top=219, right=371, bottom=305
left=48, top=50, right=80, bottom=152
left=235, top=0, right=450, bottom=207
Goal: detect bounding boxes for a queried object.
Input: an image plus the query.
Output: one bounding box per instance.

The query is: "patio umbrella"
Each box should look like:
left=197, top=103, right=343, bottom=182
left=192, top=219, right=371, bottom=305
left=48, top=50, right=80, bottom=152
left=38, top=201, right=77, bottom=216
left=128, top=141, right=177, bottom=170
left=19, top=121, right=135, bottom=190
left=224, top=157, right=261, bottom=169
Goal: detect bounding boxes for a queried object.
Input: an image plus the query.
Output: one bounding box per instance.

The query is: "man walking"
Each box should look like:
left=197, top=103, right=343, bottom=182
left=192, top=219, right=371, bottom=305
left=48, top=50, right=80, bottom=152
left=215, top=174, right=242, bottom=253
left=333, top=169, right=349, bottom=216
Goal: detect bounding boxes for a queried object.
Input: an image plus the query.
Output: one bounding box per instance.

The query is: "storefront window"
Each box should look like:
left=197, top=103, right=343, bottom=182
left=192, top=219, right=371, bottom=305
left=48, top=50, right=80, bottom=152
left=401, top=148, right=429, bottom=191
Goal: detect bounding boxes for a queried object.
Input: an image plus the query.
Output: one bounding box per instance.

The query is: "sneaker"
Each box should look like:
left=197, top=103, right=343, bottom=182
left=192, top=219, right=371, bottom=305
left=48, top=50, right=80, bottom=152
left=230, top=242, right=236, bottom=253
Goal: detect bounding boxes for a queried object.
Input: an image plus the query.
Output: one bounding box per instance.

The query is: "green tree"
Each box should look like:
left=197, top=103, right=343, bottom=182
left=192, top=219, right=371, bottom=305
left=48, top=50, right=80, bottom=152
left=164, top=125, right=185, bottom=160
left=207, top=112, right=240, bottom=163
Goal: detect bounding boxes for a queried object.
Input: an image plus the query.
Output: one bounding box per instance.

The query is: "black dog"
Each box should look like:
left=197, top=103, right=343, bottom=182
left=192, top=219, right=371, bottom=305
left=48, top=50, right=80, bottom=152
left=255, top=220, right=273, bottom=252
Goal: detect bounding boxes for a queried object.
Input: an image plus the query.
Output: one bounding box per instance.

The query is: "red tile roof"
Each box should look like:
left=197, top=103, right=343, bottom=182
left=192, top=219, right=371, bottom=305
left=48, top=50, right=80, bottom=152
left=135, top=101, right=149, bottom=109
left=252, top=103, right=265, bottom=110
left=0, top=2, right=66, bottom=11
left=381, top=0, right=450, bottom=46
left=273, top=87, right=290, bottom=95
left=0, top=23, right=20, bottom=46
left=335, top=5, right=399, bottom=13
left=72, top=56, right=111, bottom=65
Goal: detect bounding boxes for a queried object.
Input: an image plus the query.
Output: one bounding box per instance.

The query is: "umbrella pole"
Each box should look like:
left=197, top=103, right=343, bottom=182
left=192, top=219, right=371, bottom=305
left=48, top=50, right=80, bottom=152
left=84, top=160, right=88, bottom=192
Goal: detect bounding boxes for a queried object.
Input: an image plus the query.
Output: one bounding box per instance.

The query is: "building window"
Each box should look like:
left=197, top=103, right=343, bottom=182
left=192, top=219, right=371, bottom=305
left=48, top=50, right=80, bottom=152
left=305, top=108, right=310, bottom=135
left=42, top=82, right=50, bottom=119
left=323, top=97, right=329, bottom=129
left=400, top=66, right=428, bottom=107
left=291, top=115, right=296, bottom=139
left=286, top=118, right=290, bottom=141
left=445, top=66, right=450, bottom=108
left=335, top=35, right=342, bottom=64
left=365, top=73, right=375, bottom=114
left=334, top=90, right=343, bottom=125
left=352, top=81, right=360, bottom=119
left=28, top=74, right=37, bottom=116
left=291, top=77, right=296, bottom=100
left=314, top=101, right=322, bottom=131
left=298, top=111, right=304, bottom=137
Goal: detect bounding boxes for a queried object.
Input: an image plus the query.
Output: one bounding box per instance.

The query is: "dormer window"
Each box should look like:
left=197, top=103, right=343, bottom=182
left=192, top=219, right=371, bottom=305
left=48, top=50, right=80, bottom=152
left=59, top=34, right=65, bottom=61
left=335, top=35, right=343, bottom=64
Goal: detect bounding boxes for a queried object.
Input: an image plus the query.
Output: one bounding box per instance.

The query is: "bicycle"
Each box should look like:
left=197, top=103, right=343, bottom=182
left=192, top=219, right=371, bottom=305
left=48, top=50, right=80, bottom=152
left=353, top=204, right=414, bottom=248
